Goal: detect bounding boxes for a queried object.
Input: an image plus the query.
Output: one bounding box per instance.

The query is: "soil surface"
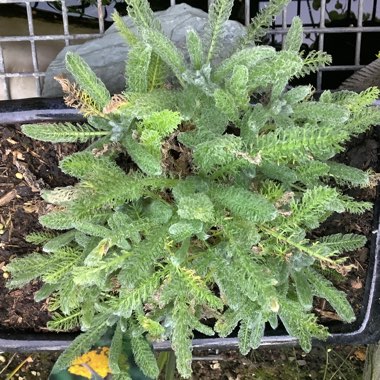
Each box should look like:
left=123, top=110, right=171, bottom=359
left=0, top=345, right=367, bottom=379
left=0, top=124, right=77, bottom=331
left=0, top=123, right=378, bottom=333
left=312, top=129, right=379, bottom=323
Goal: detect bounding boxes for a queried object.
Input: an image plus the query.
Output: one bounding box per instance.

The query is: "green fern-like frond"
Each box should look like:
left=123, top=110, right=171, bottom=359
left=171, top=297, right=193, bottom=379
left=306, top=268, right=355, bottom=322
left=25, top=231, right=56, bottom=244
left=109, top=321, right=124, bottom=375
left=130, top=330, right=159, bottom=379
left=214, top=88, right=239, bottom=121
left=279, top=297, right=329, bottom=352
left=126, top=0, right=161, bottom=31
left=122, top=134, right=162, bottom=176
left=59, top=151, right=125, bottom=185
left=339, top=195, right=373, bottom=214
left=241, top=0, right=290, bottom=46
left=296, top=50, right=332, bottom=77
left=226, top=64, right=249, bottom=108
left=65, top=52, right=111, bottom=110
left=112, top=11, right=139, bottom=46
left=59, top=151, right=99, bottom=179
left=137, top=110, right=181, bottom=150
left=176, top=193, right=215, bottom=223
left=291, top=270, right=313, bottom=310
left=58, top=277, right=88, bottom=315
left=238, top=313, right=266, bottom=354
left=186, top=29, right=204, bottom=70
left=317, top=233, right=367, bottom=253
left=283, top=85, right=313, bottom=104
left=213, top=45, right=276, bottom=83
left=190, top=316, right=215, bottom=336
left=352, top=87, right=380, bottom=109
left=147, top=52, right=168, bottom=91
left=292, top=102, right=350, bottom=125
left=176, top=266, right=223, bottom=310
left=283, top=16, right=303, bottom=52
left=327, top=161, right=370, bottom=187
left=324, top=87, right=380, bottom=112
left=210, top=184, right=278, bottom=223
left=141, top=28, right=186, bottom=86
left=168, top=220, right=204, bottom=242
left=118, top=227, right=167, bottom=286
left=214, top=308, right=241, bottom=337
left=255, top=125, right=348, bottom=164
left=136, top=314, right=165, bottom=338
left=34, top=283, right=58, bottom=302
left=9, top=1, right=379, bottom=378
left=287, top=186, right=343, bottom=229
left=39, top=211, right=75, bottom=230
left=5, top=253, right=49, bottom=289
left=248, top=50, right=304, bottom=95
left=344, top=106, right=380, bottom=136
left=115, top=271, right=164, bottom=318
left=258, top=162, right=298, bottom=185
left=42, top=230, right=76, bottom=253
left=296, top=161, right=329, bottom=187
left=119, top=90, right=177, bottom=119
left=126, top=44, right=152, bottom=92
left=206, top=0, right=234, bottom=63
left=21, top=123, right=110, bottom=143
left=193, top=135, right=244, bottom=174
left=42, top=247, right=82, bottom=284
left=238, top=320, right=251, bottom=355
left=47, top=310, right=81, bottom=331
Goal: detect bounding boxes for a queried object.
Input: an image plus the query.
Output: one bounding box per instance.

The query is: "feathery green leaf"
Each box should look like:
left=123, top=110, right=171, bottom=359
left=22, top=123, right=109, bottom=143
left=206, top=0, right=234, bottom=63
left=66, top=52, right=111, bottom=110
left=283, top=16, right=303, bottom=52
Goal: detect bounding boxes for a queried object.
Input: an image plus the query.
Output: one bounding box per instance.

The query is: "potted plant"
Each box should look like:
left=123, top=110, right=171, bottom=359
left=3, top=0, right=380, bottom=378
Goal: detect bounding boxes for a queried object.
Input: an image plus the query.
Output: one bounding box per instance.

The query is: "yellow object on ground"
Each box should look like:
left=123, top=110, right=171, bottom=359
left=68, top=347, right=111, bottom=379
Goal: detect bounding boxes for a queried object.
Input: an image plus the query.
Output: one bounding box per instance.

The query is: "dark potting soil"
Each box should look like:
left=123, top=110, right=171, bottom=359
left=311, top=129, right=379, bottom=322
left=0, top=123, right=378, bottom=333
left=0, top=124, right=77, bottom=331
left=0, top=345, right=367, bottom=379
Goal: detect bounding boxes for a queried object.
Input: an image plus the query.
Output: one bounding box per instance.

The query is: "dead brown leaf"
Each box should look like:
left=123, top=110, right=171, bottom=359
left=350, top=278, right=363, bottom=289
left=352, top=348, right=366, bottom=361
left=314, top=308, right=342, bottom=321
left=22, top=201, right=41, bottom=214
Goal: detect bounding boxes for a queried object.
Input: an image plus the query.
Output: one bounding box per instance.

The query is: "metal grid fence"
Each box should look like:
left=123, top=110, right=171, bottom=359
left=0, top=0, right=379, bottom=100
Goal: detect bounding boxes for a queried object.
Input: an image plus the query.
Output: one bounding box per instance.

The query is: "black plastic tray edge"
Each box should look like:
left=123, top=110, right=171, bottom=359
left=0, top=98, right=379, bottom=352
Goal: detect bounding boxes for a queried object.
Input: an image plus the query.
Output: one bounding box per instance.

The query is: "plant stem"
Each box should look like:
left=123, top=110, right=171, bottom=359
left=5, top=356, right=33, bottom=380
left=260, top=225, right=336, bottom=264
left=323, top=348, right=330, bottom=380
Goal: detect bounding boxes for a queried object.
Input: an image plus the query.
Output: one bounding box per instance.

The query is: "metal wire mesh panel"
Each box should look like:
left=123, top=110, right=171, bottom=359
left=271, top=0, right=380, bottom=90
left=0, top=0, right=379, bottom=100
left=0, top=0, right=105, bottom=100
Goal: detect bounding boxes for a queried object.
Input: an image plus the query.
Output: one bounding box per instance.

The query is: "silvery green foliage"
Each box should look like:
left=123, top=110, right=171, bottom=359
left=7, top=0, right=380, bottom=378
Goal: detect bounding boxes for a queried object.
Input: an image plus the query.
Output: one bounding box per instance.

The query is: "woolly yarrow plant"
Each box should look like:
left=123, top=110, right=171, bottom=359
left=6, top=0, right=380, bottom=378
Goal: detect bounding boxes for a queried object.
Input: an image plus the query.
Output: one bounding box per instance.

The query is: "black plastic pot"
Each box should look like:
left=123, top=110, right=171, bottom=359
left=1, top=98, right=380, bottom=352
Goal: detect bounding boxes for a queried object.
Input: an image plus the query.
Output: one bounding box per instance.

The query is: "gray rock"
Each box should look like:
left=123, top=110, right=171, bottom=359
left=42, top=4, right=246, bottom=97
